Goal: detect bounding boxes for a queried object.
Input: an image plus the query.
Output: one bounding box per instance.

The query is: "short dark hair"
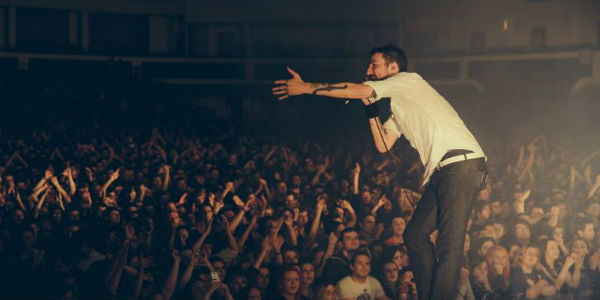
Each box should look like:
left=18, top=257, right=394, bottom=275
left=350, top=250, right=371, bottom=265
left=369, top=44, right=408, bottom=72
left=341, top=227, right=359, bottom=240
left=573, top=217, right=593, bottom=233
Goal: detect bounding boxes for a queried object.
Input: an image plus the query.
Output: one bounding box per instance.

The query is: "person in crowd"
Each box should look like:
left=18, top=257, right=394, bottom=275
left=335, top=251, right=390, bottom=300
left=1, top=93, right=599, bottom=300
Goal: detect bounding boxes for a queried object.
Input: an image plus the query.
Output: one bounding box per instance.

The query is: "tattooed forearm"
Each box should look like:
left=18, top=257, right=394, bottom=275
left=312, top=84, right=349, bottom=95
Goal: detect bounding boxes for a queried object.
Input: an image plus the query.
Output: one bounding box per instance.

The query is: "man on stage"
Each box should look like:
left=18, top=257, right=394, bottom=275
left=272, top=44, right=488, bottom=300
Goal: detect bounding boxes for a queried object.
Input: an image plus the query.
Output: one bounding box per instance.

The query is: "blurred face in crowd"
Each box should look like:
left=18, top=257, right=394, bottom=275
left=351, top=254, right=371, bottom=279
left=392, top=217, right=406, bottom=236
left=557, top=203, right=568, bottom=219
left=477, top=184, right=491, bottom=201
left=530, top=206, right=544, bottom=219
left=478, top=205, right=491, bottom=221
left=585, top=203, right=599, bottom=217
left=282, top=270, right=300, bottom=296
left=284, top=195, right=297, bottom=209
left=283, top=249, right=299, bottom=265
left=515, top=223, right=530, bottom=241
left=297, top=210, right=308, bottom=227
left=362, top=215, right=376, bottom=233
left=178, top=228, right=189, bottom=246
left=478, top=240, right=495, bottom=258
left=481, top=225, right=496, bottom=239
left=492, top=222, right=505, bottom=241
left=491, top=248, right=508, bottom=272
left=256, top=267, right=270, bottom=289
left=202, top=206, right=214, bottom=222
left=490, top=201, right=502, bottom=216
left=13, top=209, right=25, bottom=224
left=230, top=275, right=247, bottom=295
left=247, top=287, right=262, bottom=300
left=168, top=211, right=180, bottom=228
left=577, top=223, right=595, bottom=242
left=360, top=190, right=372, bottom=205
left=213, top=260, right=226, bottom=281
left=210, top=169, right=219, bottom=180
left=383, top=262, right=399, bottom=283
left=342, top=231, right=360, bottom=252
left=521, top=247, right=540, bottom=269
left=277, top=182, right=287, bottom=194
left=553, top=227, right=564, bottom=241
left=109, top=210, right=120, bottom=225
left=22, top=230, right=35, bottom=249
left=300, top=263, right=315, bottom=285
left=545, top=240, right=560, bottom=260
left=292, top=175, right=302, bottom=187
left=394, top=250, right=409, bottom=269
left=191, top=279, right=208, bottom=299
left=571, top=239, right=589, bottom=257
left=473, top=260, right=488, bottom=281
left=317, top=284, right=338, bottom=300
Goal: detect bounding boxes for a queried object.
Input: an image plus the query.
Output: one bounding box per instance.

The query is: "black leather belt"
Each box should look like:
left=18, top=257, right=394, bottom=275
left=441, top=149, right=474, bottom=161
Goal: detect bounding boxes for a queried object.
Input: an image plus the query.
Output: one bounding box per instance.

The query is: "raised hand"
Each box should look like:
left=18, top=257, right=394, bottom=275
left=178, top=193, right=188, bottom=205
left=110, top=168, right=120, bottom=181
left=351, top=162, right=361, bottom=177
left=316, top=198, right=327, bottom=212
left=45, top=168, right=54, bottom=180
left=232, top=195, right=245, bottom=208
left=258, top=178, right=268, bottom=187
left=328, top=232, right=338, bottom=246
left=377, top=195, right=388, bottom=207
left=272, top=67, right=308, bottom=100
left=339, top=199, right=353, bottom=211
left=171, top=249, right=181, bottom=262
left=261, top=237, right=271, bottom=252
left=224, top=181, right=235, bottom=193
left=271, top=235, right=284, bottom=252
left=190, top=251, right=201, bottom=266
left=514, top=189, right=531, bottom=203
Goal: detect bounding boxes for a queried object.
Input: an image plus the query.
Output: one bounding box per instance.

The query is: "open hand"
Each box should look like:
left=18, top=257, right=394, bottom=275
left=272, top=67, right=308, bottom=100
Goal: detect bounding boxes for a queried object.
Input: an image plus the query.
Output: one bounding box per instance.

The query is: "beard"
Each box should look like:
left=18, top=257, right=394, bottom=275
left=365, top=72, right=396, bottom=82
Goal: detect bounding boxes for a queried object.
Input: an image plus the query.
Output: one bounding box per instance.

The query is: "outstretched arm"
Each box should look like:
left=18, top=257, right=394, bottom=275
left=272, top=67, right=374, bottom=100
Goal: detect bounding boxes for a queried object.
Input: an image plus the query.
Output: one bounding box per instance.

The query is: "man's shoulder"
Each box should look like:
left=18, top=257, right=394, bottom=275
left=326, top=255, right=349, bottom=265
left=391, top=72, right=422, bottom=80
left=336, top=275, right=356, bottom=287
left=366, top=275, right=383, bottom=284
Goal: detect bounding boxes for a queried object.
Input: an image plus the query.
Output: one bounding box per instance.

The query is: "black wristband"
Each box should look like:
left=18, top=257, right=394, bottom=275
left=363, top=104, right=379, bottom=119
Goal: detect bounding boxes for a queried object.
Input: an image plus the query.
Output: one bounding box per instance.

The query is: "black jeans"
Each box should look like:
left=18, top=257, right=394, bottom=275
left=404, top=158, right=487, bottom=300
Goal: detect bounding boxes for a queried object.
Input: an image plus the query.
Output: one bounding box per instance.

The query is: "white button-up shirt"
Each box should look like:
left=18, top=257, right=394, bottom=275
left=364, top=72, right=485, bottom=186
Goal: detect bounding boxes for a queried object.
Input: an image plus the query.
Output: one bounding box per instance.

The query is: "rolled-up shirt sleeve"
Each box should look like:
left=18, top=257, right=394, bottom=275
left=363, top=73, right=415, bottom=102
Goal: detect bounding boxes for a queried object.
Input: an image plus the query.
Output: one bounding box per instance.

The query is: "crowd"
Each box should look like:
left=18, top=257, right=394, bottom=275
left=0, top=101, right=599, bottom=300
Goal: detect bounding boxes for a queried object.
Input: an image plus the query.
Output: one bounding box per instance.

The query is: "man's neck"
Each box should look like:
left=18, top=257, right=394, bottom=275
left=351, top=274, right=367, bottom=284
left=283, top=292, right=295, bottom=300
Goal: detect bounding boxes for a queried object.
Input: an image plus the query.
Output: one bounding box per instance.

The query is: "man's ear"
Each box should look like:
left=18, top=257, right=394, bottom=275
left=388, top=62, right=400, bottom=74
